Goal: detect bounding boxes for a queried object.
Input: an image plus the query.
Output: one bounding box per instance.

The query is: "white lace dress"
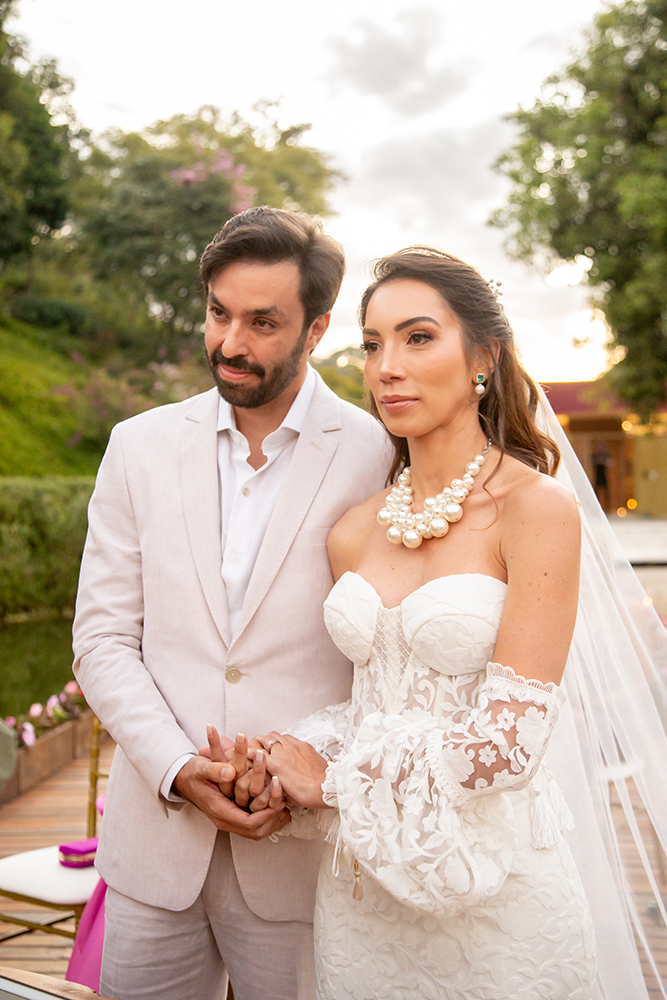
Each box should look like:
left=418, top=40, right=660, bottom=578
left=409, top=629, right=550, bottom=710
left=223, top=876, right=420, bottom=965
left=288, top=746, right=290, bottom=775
left=294, top=572, right=596, bottom=1000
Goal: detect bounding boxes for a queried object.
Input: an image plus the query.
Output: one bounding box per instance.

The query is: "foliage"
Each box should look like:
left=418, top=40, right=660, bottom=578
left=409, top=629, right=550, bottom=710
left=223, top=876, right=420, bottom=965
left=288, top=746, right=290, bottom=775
left=0, top=316, right=137, bottom=473
left=61, top=108, right=337, bottom=359
left=0, top=2, right=74, bottom=262
left=0, top=476, right=94, bottom=616
left=2, top=677, right=87, bottom=747
left=3, top=239, right=176, bottom=366
left=0, top=313, right=213, bottom=475
left=0, top=617, right=78, bottom=719
left=10, top=293, right=97, bottom=337
left=313, top=348, right=368, bottom=408
left=491, top=0, right=667, bottom=418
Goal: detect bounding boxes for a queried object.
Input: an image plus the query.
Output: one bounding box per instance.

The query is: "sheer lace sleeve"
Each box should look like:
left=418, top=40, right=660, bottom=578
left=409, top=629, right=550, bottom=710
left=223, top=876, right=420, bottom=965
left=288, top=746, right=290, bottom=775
left=285, top=700, right=353, bottom=758
left=322, top=662, right=572, bottom=915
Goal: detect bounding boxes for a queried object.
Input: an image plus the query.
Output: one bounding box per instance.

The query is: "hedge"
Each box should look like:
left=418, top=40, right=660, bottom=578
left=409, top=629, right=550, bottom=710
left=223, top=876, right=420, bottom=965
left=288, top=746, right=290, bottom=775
left=0, top=477, right=95, bottom=617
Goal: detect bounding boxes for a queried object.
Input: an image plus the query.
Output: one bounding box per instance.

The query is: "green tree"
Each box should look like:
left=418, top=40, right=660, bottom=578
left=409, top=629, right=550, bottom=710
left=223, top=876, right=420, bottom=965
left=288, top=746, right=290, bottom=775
left=0, top=1, right=73, bottom=262
left=68, top=107, right=336, bottom=354
left=491, top=0, right=667, bottom=418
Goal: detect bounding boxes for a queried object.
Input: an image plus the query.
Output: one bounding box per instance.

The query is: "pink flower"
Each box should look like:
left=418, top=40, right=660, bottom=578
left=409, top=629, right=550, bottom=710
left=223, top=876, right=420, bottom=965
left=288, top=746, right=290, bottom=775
left=4, top=716, right=16, bottom=729
left=28, top=703, right=43, bottom=718
left=64, top=681, right=80, bottom=695
left=22, top=722, right=36, bottom=747
left=59, top=692, right=67, bottom=704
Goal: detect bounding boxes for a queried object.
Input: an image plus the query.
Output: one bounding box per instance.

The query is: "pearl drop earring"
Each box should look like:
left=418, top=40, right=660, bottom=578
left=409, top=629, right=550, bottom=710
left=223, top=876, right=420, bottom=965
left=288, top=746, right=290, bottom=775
left=475, top=373, right=486, bottom=396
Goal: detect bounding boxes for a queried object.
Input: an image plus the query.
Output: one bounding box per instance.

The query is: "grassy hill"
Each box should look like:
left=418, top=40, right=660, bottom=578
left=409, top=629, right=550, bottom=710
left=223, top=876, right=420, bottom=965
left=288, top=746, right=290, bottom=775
left=0, top=312, right=213, bottom=476
left=0, top=316, right=106, bottom=475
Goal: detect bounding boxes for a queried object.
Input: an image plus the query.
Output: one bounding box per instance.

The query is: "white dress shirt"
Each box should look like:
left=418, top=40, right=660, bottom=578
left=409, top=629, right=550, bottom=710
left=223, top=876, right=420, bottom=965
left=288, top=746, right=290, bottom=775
left=161, top=365, right=317, bottom=799
left=218, top=364, right=317, bottom=635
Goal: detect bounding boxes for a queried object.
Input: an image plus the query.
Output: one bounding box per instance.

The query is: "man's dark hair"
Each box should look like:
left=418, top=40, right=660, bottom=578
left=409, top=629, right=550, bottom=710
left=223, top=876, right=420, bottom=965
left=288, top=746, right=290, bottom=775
left=200, top=207, right=345, bottom=328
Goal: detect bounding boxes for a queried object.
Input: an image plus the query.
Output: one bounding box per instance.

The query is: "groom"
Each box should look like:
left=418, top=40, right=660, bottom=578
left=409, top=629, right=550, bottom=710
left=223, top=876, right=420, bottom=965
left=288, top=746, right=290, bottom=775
left=73, top=207, right=389, bottom=1000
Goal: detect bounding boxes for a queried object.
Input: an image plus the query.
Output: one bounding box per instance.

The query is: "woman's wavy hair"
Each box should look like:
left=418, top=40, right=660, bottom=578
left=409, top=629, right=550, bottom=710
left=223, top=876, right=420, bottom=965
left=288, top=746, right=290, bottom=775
left=359, top=247, right=560, bottom=483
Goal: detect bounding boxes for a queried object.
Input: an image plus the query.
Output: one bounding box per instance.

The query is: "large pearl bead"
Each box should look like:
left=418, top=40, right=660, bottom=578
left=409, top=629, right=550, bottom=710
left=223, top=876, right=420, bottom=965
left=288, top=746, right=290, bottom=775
left=463, top=473, right=475, bottom=487
left=387, top=525, right=403, bottom=545
left=466, top=461, right=480, bottom=476
left=430, top=517, right=449, bottom=537
left=416, top=522, right=431, bottom=536
left=444, top=502, right=463, bottom=523
left=475, top=453, right=487, bottom=466
left=451, top=488, right=468, bottom=503
left=377, top=508, right=392, bottom=526
left=402, top=529, right=423, bottom=548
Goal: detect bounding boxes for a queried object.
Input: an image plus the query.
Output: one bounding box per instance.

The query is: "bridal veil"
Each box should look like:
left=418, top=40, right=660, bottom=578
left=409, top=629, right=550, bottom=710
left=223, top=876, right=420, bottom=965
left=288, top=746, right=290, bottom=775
left=537, top=385, right=667, bottom=999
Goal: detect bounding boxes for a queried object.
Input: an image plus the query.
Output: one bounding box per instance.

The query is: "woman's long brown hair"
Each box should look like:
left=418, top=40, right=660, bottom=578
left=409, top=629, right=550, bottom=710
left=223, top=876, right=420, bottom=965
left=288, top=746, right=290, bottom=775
left=359, top=247, right=560, bottom=484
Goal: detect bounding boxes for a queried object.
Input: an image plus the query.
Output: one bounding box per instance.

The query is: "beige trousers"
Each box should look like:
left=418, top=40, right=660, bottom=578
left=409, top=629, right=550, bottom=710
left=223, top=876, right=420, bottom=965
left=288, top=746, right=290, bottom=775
left=100, top=832, right=315, bottom=1000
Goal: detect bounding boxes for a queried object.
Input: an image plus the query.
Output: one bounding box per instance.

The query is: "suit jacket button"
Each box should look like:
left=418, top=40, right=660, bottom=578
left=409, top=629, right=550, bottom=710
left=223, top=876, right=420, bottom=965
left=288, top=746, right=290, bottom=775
left=225, top=667, right=242, bottom=684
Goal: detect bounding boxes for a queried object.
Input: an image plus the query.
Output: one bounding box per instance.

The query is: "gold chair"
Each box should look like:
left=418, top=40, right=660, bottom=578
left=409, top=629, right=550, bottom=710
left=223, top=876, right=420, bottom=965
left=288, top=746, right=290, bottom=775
left=0, top=715, right=107, bottom=941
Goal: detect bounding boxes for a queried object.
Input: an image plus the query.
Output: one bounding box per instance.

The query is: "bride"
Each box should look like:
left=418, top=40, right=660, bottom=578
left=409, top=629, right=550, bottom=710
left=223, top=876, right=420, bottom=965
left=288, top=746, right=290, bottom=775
left=236, top=248, right=667, bottom=999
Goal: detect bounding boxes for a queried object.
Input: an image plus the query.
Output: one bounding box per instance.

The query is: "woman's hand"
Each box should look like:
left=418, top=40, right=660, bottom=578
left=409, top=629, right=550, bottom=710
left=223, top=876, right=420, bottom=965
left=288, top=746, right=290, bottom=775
left=258, top=732, right=331, bottom=809
left=206, top=725, right=249, bottom=798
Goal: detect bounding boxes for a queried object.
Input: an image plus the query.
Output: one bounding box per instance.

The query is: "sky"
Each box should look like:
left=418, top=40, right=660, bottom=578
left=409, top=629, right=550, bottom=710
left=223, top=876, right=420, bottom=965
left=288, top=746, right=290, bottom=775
left=11, top=0, right=611, bottom=381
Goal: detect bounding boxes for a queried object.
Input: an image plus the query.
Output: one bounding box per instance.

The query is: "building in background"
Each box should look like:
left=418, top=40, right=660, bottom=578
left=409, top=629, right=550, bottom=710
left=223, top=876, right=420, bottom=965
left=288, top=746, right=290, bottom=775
left=544, top=380, right=667, bottom=518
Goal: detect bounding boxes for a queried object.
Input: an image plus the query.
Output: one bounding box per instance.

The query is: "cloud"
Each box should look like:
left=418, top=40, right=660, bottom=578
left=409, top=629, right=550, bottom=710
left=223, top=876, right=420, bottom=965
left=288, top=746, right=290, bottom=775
left=329, top=6, right=468, bottom=115
left=347, top=118, right=513, bottom=232
left=523, top=29, right=578, bottom=58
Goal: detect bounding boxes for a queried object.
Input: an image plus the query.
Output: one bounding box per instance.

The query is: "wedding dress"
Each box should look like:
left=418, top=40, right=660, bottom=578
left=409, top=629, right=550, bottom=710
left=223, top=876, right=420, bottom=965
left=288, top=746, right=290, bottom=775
left=288, top=391, right=667, bottom=999
left=303, top=570, right=596, bottom=1000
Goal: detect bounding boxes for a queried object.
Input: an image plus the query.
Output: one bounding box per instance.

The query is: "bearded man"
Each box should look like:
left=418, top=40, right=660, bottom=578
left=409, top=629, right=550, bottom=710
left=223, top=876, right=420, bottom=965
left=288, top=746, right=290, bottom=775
left=73, top=207, right=389, bottom=1000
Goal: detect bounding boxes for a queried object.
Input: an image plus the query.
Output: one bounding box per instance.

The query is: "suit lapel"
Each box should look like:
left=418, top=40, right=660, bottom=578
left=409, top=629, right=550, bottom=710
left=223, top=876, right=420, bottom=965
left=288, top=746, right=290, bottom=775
left=180, top=389, right=232, bottom=648
left=231, top=377, right=341, bottom=645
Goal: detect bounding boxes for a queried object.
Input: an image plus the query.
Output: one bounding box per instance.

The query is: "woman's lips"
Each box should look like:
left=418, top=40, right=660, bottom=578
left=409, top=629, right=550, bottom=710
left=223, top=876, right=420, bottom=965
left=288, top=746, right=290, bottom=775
left=380, top=396, right=417, bottom=412
left=217, top=364, right=256, bottom=382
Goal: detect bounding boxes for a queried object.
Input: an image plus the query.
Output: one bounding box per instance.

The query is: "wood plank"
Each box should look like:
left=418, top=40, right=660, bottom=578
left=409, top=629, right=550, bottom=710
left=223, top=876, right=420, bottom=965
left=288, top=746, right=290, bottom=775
left=0, top=964, right=117, bottom=999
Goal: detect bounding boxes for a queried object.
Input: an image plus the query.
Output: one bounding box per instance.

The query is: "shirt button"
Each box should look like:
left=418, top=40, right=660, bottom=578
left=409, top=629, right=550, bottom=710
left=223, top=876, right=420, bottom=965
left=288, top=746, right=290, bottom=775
left=242, top=487, right=250, bottom=497
left=225, top=668, right=242, bottom=684
left=230, top=553, right=240, bottom=565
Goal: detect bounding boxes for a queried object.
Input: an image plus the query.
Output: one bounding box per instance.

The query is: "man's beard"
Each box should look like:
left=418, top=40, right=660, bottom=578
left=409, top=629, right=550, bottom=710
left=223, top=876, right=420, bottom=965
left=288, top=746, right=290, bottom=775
left=206, top=327, right=308, bottom=409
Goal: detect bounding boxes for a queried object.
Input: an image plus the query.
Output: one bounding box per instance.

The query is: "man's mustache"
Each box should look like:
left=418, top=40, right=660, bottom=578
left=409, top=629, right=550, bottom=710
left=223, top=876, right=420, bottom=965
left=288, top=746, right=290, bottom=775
left=210, top=348, right=265, bottom=380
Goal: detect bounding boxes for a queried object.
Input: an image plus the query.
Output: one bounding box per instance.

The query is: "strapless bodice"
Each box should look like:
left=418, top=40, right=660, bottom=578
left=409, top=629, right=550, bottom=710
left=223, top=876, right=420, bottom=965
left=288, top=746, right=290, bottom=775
left=324, top=571, right=507, bottom=678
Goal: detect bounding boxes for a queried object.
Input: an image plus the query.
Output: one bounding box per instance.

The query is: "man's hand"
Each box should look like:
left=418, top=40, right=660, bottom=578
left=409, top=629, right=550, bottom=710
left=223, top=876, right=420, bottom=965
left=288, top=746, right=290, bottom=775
left=234, top=749, right=271, bottom=810
left=172, top=756, right=290, bottom=840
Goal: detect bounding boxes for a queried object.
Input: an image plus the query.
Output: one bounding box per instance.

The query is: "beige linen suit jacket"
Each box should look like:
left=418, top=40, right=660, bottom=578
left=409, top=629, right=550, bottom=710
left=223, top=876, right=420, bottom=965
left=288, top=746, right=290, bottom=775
left=73, top=373, right=389, bottom=921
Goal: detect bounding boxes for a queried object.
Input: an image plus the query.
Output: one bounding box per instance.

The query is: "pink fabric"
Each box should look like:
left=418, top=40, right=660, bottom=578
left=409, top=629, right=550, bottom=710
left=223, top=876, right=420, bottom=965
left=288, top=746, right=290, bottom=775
left=66, top=876, right=107, bottom=991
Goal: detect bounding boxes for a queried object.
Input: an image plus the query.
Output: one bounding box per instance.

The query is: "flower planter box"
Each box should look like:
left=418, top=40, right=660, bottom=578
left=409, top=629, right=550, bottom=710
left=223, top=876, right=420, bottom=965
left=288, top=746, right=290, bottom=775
left=18, top=720, right=75, bottom=792
left=73, top=710, right=94, bottom=759
left=0, top=710, right=95, bottom=806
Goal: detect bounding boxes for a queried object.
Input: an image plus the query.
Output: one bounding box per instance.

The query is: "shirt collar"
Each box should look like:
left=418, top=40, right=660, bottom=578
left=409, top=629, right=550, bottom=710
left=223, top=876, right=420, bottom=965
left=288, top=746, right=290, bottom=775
left=216, top=364, right=317, bottom=435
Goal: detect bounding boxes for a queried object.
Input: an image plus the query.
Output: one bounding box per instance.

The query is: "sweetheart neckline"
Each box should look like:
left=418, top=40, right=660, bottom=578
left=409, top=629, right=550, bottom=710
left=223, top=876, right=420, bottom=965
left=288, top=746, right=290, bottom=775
left=337, top=570, right=507, bottom=612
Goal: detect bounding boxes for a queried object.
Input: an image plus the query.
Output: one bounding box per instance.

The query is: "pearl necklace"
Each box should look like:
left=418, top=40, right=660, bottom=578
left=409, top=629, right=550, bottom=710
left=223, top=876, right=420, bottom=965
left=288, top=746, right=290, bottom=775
left=377, top=440, right=492, bottom=549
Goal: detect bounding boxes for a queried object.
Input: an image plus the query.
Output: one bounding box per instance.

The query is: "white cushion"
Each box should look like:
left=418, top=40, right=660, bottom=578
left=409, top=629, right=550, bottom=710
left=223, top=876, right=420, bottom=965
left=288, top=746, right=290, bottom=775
left=0, top=846, right=99, bottom=905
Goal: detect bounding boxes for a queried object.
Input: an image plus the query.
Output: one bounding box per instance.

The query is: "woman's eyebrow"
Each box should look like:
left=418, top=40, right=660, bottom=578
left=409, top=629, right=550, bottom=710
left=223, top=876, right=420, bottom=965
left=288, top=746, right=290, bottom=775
left=394, top=316, right=441, bottom=332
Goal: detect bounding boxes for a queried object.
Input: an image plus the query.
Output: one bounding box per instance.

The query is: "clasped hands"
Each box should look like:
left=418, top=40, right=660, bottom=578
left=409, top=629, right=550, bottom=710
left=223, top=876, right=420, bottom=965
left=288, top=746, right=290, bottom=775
left=172, top=725, right=329, bottom=841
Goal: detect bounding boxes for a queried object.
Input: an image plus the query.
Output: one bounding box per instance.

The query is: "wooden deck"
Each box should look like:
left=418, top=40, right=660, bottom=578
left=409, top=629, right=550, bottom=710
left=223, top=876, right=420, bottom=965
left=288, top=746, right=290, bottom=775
left=0, top=739, right=113, bottom=979
left=0, top=742, right=665, bottom=993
